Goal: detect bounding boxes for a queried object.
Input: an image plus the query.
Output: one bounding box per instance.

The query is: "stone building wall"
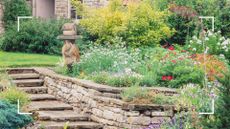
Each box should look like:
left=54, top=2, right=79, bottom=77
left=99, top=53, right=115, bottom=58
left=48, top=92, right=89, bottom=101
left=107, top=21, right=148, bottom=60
left=35, top=68, right=177, bottom=129
left=0, top=2, right=4, bottom=35
left=55, top=0, right=70, bottom=18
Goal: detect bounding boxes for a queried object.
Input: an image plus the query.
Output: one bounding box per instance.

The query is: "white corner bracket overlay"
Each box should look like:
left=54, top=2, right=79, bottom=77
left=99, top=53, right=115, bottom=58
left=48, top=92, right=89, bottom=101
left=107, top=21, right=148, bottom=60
left=17, top=16, right=33, bottom=32
left=17, top=99, right=32, bottom=115
left=198, top=16, right=215, bottom=115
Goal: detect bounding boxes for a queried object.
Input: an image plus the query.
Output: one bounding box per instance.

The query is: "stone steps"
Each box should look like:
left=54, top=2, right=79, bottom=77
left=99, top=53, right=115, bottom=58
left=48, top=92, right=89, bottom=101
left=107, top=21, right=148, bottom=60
left=9, top=73, right=40, bottom=80
left=7, top=68, right=103, bottom=129
left=28, top=101, right=73, bottom=111
left=39, top=121, right=103, bottom=129
left=18, top=87, right=48, bottom=94
left=37, top=111, right=89, bottom=121
left=13, top=79, right=44, bottom=87
left=29, top=94, right=56, bottom=101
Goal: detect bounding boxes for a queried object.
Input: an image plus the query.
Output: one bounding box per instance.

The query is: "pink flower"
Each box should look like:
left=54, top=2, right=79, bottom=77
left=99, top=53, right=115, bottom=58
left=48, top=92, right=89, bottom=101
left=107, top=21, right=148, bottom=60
left=171, top=60, right=177, bottom=64
left=168, top=46, right=174, bottom=51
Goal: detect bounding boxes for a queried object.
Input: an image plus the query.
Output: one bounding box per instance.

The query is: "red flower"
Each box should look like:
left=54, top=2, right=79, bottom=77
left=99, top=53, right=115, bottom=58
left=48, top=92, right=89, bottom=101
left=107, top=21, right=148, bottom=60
left=162, top=76, right=167, bottom=80
left=168, top=46, right=174, bottom=51
left=171, top=60, right=177, bottom=63
left=167, top=76, right=173, bottom=80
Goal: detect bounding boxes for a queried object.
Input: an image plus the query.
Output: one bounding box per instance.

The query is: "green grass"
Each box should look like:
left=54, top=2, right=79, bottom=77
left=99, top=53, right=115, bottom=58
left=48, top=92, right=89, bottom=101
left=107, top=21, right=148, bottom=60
left=0, top=51, right=60, bottom=67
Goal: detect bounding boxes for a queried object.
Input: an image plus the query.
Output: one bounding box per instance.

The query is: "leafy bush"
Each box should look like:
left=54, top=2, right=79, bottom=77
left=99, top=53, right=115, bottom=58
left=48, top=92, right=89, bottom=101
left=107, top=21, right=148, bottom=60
left=0, top=87, right=30, bottom=107
left=121, top=85, right=148, bottom=102
left=141, top=47, right=204, bottom=88
left=71, top=44, right=140, bottom=76
left=105, top=75, right=138, bottom=87
left=0, top=72, right=14, bottom=90
left=151, top=93, right=176, bottom=105
left=176, top=84, right=214, bottom=112
left=207, top=71, right=230, bottom=128
left=2, top=0, right=31, bottom=28
left=186, top=31, right=230, bottom=62
left=154, top=0, right=230, bottom=44
left=0, top=19, right=68, bottom=55
left=194, top=54, right=228, bottom=81
left=0, top=100, right=33, bottom=129
left=80, top=0, right=174, bottom=47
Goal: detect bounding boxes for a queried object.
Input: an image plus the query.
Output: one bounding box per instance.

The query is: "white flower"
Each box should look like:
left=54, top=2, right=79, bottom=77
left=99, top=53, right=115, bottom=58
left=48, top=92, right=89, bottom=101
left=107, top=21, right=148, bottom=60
left=222, top=39, right=229, bottom=45
left=197, top=40, right=202, bottom=44
left=205, top=47, right=209, bottom=54
left=192, top=48, right=196, bottom=51
left=208, top=31, right=213, bottom=36
left=192, top=36, right=197, bottom=40
left=222, top=45, right=227, bottom=49
left=219, top=54, right=225, bottom=58
left=205, top=37, right=209, bottom=41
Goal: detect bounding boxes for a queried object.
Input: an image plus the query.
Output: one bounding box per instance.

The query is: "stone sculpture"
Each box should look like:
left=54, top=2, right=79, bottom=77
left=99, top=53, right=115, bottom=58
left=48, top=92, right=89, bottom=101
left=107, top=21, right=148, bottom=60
left=58, top=23, right=80, bottom=71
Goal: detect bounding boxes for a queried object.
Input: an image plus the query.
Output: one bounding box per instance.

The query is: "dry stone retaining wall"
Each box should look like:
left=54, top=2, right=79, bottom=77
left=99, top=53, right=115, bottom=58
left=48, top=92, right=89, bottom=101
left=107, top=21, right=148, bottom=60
left=34, top=68, right=177, bottom=129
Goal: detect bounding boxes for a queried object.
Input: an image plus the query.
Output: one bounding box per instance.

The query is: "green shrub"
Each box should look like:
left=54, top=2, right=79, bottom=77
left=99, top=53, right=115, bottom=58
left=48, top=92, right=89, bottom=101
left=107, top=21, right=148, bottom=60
left=203, top=71, right=230, bottom=128
left=80, top=0, right=174, bottom=47
left=151, top=93, right=176, bottom=105
left=176, top=84, right=213, bottom=112
left=154, top=0, right=230, bottom=44
left=186, top=31, right=230, bottom=62
left=105, top=75, right=137, bottom=87
left=139, top=74, right=157, bottom=87
left=0, top=87, right=30, bottom=107
left=0, top=100, right=33, bottom=129
left=90, top=72, right=109, bottom=84
left=0, top=72, right=14, bottom=90
left=121, top=85, right=148, bottom=102
left=71, top=44, right=140, bottom=76
left=2, top=0, right=31, bottom=28
left=0, top=19, right=68, bottom=55
left=147, top=48, right=204, bottom=88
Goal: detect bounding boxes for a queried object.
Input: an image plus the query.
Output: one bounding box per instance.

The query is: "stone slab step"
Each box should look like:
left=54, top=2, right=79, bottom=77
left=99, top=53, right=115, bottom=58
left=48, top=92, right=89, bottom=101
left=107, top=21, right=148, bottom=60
left=39, top=121, right=103, bottom=129
left=37, top=111, right=88, bottom=121
left=29, top=101, right=73, bottom=111
left=7, top=68, right=35, bottom=74
left=9, top=73, right=40, bottom=80
left=13, top=79, right=44, bottom=87
left=30, top=94, right=56, bottom=101
left=18, top=87, right=47, bottom=94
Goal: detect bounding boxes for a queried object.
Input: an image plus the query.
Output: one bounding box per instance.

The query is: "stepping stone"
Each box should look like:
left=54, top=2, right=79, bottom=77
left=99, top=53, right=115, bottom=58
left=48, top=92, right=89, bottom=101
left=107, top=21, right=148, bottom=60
left=30, top=94, right=56, bottom=101
left=9, top=73, right=40, bottom=80
left=39, top=121, right=103, bottom=129
left=28, top=101, right=73, bottom=111
left=13, top=79, right=44, bottom=87
left=37, top=111, right=88, bottom=121
left=18, top=87, right=47, bottom=94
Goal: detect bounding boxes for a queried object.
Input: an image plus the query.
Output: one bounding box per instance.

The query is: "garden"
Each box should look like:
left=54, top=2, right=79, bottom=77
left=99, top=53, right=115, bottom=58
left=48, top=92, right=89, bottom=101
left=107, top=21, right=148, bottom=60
left=0, top=0, right=230, bottom=128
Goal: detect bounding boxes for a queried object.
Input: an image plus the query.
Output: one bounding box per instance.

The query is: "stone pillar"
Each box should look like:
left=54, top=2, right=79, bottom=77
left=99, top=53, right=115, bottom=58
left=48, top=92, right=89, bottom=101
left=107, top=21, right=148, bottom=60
left=55, top=0, right=70, bottom=18
left=0, top=2, right=4, bottom=34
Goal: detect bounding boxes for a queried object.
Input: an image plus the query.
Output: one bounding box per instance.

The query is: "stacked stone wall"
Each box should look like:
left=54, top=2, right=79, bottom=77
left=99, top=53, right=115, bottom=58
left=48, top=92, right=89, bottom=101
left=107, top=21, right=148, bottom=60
left=34, top=68, right=177, bottom=129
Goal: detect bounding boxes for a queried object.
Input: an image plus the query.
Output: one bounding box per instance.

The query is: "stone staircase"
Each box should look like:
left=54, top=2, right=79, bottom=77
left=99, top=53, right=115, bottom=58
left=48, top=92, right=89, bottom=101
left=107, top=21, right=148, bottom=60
left=8, top=69, right=103, bottom=129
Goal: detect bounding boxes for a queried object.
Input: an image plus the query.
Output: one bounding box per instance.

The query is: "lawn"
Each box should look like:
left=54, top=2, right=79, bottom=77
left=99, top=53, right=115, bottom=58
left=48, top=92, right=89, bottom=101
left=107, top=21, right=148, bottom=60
left=0, top=51, right=60, bottom=67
